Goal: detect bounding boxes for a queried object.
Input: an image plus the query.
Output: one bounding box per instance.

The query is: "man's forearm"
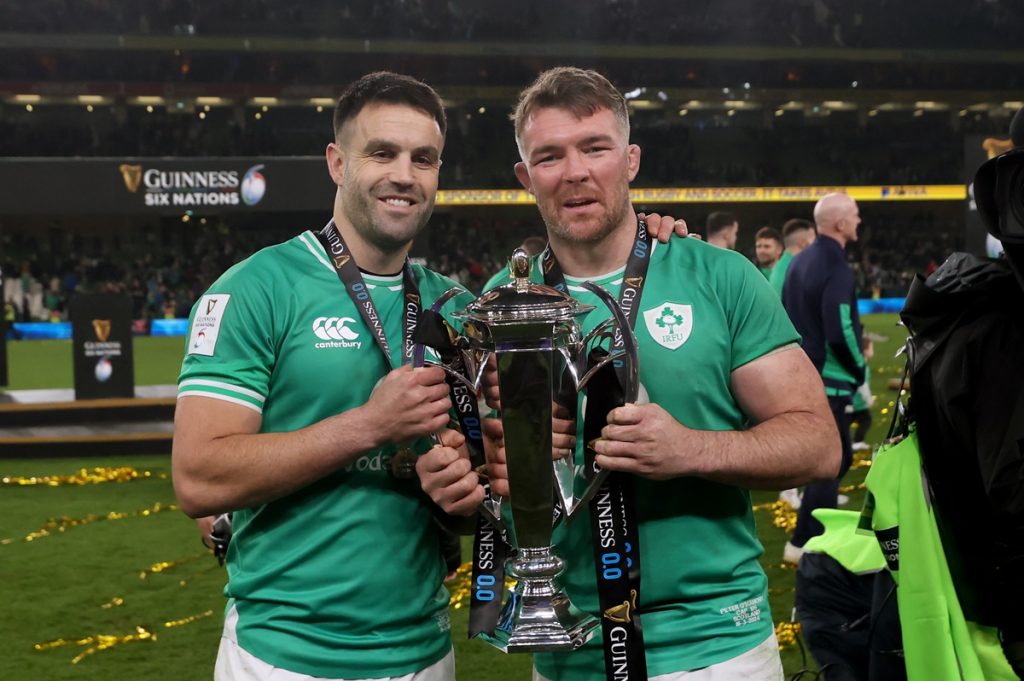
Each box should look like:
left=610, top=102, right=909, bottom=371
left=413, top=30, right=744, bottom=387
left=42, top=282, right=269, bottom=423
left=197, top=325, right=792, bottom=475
left=173, top=407, right=381, bottom=517
left=688, top=411, right=840, bottom=490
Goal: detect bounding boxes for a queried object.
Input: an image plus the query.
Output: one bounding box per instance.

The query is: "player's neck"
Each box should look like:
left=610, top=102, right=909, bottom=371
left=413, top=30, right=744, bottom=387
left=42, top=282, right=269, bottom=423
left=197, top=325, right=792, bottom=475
left=548, top=212, right=638, bottom=278
left=331, top=213, right=410, bottom=275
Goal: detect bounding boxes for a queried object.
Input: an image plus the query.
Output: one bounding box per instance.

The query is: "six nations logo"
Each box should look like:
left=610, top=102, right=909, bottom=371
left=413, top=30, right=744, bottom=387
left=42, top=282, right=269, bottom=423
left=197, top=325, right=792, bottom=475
left=312, top=316, right=362, bottom=349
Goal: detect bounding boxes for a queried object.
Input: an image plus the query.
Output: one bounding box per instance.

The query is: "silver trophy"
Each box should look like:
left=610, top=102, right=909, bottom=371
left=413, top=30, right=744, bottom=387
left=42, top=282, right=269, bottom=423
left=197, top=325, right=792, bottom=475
left=425, top=248, right=640, bottom=652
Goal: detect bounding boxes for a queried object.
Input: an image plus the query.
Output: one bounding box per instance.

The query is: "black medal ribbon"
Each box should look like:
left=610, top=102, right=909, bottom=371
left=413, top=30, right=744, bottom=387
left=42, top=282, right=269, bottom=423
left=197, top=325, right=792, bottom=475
left=543, top=217, right=652, bottom=681
left=315, top=221, right=420, bottom=368
left=413, top=311, right=508, bottom=636
left=315, top=221, right=421, bottom=479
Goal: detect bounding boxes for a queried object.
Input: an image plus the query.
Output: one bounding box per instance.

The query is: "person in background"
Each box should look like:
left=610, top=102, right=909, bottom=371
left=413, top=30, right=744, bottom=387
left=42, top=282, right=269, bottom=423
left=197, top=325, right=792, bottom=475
left=781, top=193, right=865, bottom=565
left=705, top=211, right=739, bottom=250
left=769, top=218, right=816, bottom=298
left=754, top=226, right=784, bottom=279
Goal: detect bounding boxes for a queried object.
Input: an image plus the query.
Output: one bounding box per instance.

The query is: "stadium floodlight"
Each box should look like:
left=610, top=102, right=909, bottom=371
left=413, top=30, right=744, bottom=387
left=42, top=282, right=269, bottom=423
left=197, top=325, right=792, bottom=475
left=14, top=94, right=41, bottom=103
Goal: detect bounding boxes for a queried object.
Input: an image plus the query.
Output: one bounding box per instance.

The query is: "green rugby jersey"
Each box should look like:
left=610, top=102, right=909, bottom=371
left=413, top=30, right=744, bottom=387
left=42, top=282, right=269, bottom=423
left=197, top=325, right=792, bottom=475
left=769, top=250, right=793, bottom=298
left=178, top=230, right=472, bottom=679
left=487, top=236, right=799, bottom=678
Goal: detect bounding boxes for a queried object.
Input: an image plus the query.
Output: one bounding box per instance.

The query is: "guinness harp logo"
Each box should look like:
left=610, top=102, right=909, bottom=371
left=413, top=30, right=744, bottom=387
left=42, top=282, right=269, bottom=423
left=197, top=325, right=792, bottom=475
left=624, top=276, right=644, bottom=289
left=982, top=137, right=1014, bottom=160
left=92, top=319, right=112, bottom=342
left=119, top=164, right=143, bottom=193
left=603, top=589, right=639, bottom=623
left=406, top=293, right=421, bottom=305
left=332, top=255, right=350, bottom=269
left=206, top=298, right=218, bottom=315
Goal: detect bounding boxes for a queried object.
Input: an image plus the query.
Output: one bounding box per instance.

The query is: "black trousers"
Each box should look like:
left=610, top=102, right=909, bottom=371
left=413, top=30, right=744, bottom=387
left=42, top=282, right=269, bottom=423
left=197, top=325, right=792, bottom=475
left=796, top=553, right=905, bottom=681
left=792, top=395, right=853, bottom=547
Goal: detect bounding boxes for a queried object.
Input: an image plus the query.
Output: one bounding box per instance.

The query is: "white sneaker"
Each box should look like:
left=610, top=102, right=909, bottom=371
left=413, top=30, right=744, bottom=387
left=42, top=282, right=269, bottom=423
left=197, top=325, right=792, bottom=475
left=779, top=488, right=802, bottom=510
left=852, top=441, right=870, bottom=452
left=837, top=494, right=850, bottom=506
left=783, top=541, right=804, bottom=565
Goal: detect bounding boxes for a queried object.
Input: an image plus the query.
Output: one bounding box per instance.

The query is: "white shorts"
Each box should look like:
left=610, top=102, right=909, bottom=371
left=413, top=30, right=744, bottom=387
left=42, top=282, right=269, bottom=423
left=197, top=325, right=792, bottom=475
left=534, top=631, right=784, bottom=681
left=214, top=606, right=455, bottom=681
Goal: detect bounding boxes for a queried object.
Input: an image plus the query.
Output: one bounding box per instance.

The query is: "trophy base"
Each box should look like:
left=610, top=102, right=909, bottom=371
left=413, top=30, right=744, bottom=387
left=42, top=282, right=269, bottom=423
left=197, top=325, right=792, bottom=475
left=478, top=586, right=599, bottom=653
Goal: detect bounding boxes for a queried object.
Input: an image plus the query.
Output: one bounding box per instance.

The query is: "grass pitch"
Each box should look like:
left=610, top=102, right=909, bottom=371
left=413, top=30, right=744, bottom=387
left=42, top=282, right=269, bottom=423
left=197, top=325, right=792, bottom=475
left=0, top=314, right=905, bottom=679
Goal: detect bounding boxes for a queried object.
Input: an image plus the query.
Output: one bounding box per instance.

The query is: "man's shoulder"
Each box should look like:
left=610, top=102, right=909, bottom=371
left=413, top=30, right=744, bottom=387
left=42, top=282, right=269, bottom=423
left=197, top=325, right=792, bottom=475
left=409, top=265, right=475, bottom=310
left=653, top=236, right=760, bottom=279
left=410, top=264, right=468, bottom=293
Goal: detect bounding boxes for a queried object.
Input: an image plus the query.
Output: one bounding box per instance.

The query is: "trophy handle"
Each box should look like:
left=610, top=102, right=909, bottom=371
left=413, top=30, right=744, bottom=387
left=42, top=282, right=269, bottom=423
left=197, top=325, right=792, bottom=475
left=578, top=281, right=640, bottom=403
left=563, top=282, right=641, bottom=520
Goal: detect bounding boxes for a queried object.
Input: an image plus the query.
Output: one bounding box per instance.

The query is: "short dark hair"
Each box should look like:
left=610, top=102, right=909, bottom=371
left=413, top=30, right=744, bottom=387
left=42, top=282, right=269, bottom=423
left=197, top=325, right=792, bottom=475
left=755, top=226, right=784, bottom=246
left=705, top=212, right=738, bottom=237
left=512, top=67, right=629, bottom=155
left=781, top=218, right=815, bottom=238
left=333, top=71, right=447, bottom=142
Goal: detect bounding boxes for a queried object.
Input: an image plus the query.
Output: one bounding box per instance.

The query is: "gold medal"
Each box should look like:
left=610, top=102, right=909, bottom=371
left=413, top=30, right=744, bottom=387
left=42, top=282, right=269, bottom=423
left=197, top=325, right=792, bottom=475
left=390, top=447, right=418, bottom=479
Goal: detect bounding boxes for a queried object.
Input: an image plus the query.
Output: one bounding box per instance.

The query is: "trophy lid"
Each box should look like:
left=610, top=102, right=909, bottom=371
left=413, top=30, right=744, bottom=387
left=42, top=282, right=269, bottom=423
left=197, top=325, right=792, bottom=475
left=459, top=248, right=592, bottom=325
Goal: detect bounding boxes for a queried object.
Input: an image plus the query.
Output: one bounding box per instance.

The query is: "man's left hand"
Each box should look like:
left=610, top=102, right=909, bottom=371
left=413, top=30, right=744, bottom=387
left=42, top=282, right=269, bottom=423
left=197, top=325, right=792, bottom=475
left=639, top=212, right=689, bottom=243
left=592, top=403, right=696, bottom=480
left=416, top=427, right=485, bottom=516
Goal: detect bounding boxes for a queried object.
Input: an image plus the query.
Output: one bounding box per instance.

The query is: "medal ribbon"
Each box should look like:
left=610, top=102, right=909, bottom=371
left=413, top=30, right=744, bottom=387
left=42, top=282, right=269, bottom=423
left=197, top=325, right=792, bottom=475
left=542, top=217, right=652, bottom=681
left=315, top=221, right=420, bottom=369
left=412, top=309, right=509, bottom=636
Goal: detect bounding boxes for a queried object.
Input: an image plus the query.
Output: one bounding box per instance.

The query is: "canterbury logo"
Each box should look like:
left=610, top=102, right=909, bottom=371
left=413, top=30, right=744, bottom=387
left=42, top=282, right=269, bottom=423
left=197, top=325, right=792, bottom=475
left=92, top=319, right=112, bottom=342
left=312, top=316, right=360, bottom=341
left=119, top=164, right=143, bottom=193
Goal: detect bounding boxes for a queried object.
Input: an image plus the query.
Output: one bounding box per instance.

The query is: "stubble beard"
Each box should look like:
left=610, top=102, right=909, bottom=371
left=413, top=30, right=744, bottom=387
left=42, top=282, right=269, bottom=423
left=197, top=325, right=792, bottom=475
left=344, top=186, right=434, bottom=254
left=541, top=189, right=631, bottom=246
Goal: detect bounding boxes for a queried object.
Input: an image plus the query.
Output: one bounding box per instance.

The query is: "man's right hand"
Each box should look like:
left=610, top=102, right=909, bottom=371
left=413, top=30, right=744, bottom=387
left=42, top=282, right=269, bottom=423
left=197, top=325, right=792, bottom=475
left=361, top=364, right=452, bottom=446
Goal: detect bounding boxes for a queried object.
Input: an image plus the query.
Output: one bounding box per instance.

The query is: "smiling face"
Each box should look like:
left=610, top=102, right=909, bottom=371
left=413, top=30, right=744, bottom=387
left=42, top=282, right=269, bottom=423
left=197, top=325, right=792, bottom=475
left=514, top=106, right=640, bottom=247
left=327, top=102, right=443, bottom=255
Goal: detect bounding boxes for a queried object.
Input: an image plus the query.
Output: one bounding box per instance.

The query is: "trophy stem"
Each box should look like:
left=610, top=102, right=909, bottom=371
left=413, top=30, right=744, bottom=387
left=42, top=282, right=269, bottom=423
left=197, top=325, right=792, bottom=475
left=478, top=548, right=599, bottom=653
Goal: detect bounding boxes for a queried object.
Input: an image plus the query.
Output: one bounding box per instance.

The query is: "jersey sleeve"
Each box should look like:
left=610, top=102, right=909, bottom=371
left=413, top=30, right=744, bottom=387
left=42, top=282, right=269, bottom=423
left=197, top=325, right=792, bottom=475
left=177, top=260, right=276, bottom=414
left=718, top=251, right=801, bottom=371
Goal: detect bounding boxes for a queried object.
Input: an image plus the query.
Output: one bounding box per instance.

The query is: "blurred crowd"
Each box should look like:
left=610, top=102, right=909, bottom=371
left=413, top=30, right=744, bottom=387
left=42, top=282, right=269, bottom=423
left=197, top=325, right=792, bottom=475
left=0, top=105, right=1001, bottom=189
left=2, top=217, right=528, bottom=324
left=3, top=209, right=961, bottom=325
left=3, top=0, right=1021, bottom=49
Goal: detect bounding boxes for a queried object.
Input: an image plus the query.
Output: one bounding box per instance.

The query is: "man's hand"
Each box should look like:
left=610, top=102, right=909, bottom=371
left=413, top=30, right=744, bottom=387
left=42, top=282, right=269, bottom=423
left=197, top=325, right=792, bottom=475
left=196, top=516, right=217, bottom=550
left=482, top=406, right=576, bottom=498
left=639, top=212, right=690, bottom=244
left=362, top=364, right=452, bottom=446
left=592, top=402, right=691, bottom=480
left=416, top=428, right=484, bottom=516
left=482, top=416, right=509, bottom=497
left=482, top=354, right=500, bottom=411
left=552, top=402, right=576, bottom=461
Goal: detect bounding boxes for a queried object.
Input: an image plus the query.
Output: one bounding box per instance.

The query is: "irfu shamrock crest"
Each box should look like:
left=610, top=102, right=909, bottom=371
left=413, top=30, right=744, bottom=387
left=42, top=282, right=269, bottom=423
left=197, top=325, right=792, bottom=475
left=643, top=302, right=693, bottom=350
